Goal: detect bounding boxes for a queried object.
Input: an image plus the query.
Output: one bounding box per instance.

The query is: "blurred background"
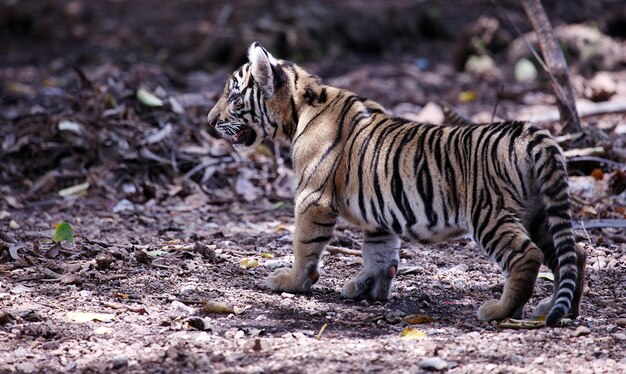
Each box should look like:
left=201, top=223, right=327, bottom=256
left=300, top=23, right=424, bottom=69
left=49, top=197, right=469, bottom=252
left=0, top=0, right=625, bottom=211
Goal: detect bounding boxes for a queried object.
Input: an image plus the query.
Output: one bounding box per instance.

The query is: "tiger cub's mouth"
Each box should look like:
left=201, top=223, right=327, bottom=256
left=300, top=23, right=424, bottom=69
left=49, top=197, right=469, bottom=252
left=216, top=122, right=257, bottom=147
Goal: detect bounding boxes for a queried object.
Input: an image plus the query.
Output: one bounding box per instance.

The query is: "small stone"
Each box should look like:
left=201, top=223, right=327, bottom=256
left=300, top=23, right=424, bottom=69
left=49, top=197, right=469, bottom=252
left=281, top=292, right=295, bottom=299
left=514, top=58, right=537, bottom=83
left=42, top=341, right=60, bottom=350
left=615, top=318, right=626, bottom=328
left=95, top=254, right=115, bottom=270
left=169, top=301, right=196, bottom=319
left=9, top=220, right=20, bottom=229
left=613, top=333, right=626, bottom=341
left=134, top=251, right=152, bottom=265
left=0, top=310, right=14, bottom=325
left=194, top=241, right=216, bottom=262
left=179, top=284, right=196, bottom=294
left=588, top=72, right=616, bottom=102
left=184, top=316, right=211, bottom=331
left=414, top=102, right=444, bottom=124
left=573, top=326, right=591, bottom=337
left=111, top=355, right=128, bottom=369
left=0, top=210, right=10, bottom=220
left=418, top=357, right=448, bottom=371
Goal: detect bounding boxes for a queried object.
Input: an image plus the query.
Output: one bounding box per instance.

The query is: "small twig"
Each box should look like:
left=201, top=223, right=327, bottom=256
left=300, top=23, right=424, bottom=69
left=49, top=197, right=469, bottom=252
left=326, top=245, right=361, bottom=257
left=315, top=323, right=329, bottom=340
left=520, top=0, right=582, bottom=133
left=573, top=219, right=626, bottom=230
left=520, top=101, right=626, bottom=124
left=562, top=147, right=605, bottom=158
left=491, top=83, right=503, bottom=122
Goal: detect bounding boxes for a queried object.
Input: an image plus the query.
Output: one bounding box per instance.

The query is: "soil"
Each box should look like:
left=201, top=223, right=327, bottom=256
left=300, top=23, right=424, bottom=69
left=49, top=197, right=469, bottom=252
left=1, top=1, right=626, bottom=373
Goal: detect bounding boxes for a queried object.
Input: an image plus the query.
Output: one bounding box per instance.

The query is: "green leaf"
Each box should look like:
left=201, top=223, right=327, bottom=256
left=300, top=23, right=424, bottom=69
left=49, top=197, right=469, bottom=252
left=137, top=88, right=164, bottom=107
left=52, top=222, right=74, bottom=244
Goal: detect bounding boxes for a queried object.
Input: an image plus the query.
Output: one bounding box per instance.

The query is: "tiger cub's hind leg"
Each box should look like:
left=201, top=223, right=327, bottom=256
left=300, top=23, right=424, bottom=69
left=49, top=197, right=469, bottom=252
left=476, top=223, right=544, bottom=322
left=341, top=229, right=400, bottom=301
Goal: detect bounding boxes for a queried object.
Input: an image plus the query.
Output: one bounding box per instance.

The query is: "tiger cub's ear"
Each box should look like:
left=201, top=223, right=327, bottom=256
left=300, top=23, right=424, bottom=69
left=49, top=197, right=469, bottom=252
left=248, top=42, right=277, bottom=97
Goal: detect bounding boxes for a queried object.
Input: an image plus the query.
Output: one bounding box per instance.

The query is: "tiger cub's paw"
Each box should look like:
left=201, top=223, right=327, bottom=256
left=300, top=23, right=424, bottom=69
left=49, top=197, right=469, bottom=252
left=265, top=267, right=317, bottom=293
left=477, top=299, right=511, bottom=322
left=341, top=264, right=397, bottom=301
left=531, top=296, right=553, bottom=318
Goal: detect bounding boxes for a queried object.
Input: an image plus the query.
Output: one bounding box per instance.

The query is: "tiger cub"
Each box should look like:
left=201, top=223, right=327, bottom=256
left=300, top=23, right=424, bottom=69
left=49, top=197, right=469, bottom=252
left=207, top=42, right=586, bottom=326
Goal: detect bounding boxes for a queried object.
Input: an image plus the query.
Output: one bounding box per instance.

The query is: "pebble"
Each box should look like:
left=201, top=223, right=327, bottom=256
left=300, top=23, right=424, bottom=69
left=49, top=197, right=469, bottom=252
left=281, top=292, right=295, bottom=298
left=42, top=341, right=60, bottom=350
left=573, top=326, right=591, bottom=337
left=184, top=316, right=211, bottom=331
left=169, top=300, right=196, bottom=319
left=418, top=357, right=448, bottom=371
left=111, top=355, right=128, bottom=369
left=615, top=318, right=626, bottom=328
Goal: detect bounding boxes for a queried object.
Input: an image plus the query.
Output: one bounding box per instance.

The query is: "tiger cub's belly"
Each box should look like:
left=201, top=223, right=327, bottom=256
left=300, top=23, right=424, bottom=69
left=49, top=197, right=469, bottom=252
left=339, top=203, right=468, bottom=243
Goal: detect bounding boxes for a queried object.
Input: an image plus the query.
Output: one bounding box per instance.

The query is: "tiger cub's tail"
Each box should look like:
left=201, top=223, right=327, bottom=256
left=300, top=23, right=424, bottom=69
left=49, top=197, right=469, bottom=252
left=530, top=133, right=578, bottom=327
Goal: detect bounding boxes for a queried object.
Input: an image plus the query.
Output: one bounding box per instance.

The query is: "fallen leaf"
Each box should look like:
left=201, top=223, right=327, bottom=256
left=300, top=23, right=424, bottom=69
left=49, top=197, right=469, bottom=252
left=58, top=120, right=84, bottom=134
left=537, top=272, right=554, bottom=281
left=52, top=222, right=74, bottom=244
left=58, top=182, right=90, bottom=197
left=10, top=285, right=33, bottom=294
left=498, top=318, right=545, bottom=329
left=94, top=326, right=113, bottom=335
left=260, top=253, right=274, bottom=259
left=240, top=258, right=259, bottom=269
left=137, top=88, right=164, bottom=107
left=145, top=250, right=168, bottom=257
left=458, top=90, right=476, bottom=102
left=202, top=300, right=235, bottom=315
left=8, top=244, right=24, bottom=260
left=401, top=327, right=427, bottom=340
left=66, top=311, right=115, bottom=323
left=402, top=314, right=435, bottom=325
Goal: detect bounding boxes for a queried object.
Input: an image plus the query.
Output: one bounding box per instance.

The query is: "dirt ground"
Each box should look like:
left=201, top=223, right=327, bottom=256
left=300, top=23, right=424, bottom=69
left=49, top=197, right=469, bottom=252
left=1, top=1, right=626, bottom=373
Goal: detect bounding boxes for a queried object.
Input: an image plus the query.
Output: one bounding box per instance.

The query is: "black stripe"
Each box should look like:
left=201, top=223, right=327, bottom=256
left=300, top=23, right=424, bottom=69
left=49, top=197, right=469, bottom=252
left=300, top=236, right=332, bottom=244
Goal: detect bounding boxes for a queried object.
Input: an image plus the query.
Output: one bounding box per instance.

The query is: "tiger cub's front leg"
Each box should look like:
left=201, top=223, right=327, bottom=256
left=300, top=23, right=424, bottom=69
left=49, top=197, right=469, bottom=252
left=265, top=204, right=336, bottom=293
left=341, top=230, right=400, bottom=301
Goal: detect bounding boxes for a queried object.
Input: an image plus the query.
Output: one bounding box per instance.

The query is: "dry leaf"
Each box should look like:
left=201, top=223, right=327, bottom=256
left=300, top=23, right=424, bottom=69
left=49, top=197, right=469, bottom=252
left=137, top=88, right=164, bottom=107
left=240, top=258, right=259, bottom=269
left=537, top=272, right=555, bottom=281
left=94, top=326, right=113, bottom=335
left=67, top=311, right=115, bottom=323
left=402, top=314, right=435, bottom=325
left=202, top=301, right=235, bottom=315
left=458, top=90, right=476, bottom=102
left=58, top=182, right=90, bottom=197
left=401, top=327, right=427, bottom=340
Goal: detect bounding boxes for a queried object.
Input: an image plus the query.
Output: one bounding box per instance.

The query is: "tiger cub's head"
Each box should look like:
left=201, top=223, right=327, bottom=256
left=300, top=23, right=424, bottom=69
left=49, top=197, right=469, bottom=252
left=207, top=42, right=304, bottom=150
